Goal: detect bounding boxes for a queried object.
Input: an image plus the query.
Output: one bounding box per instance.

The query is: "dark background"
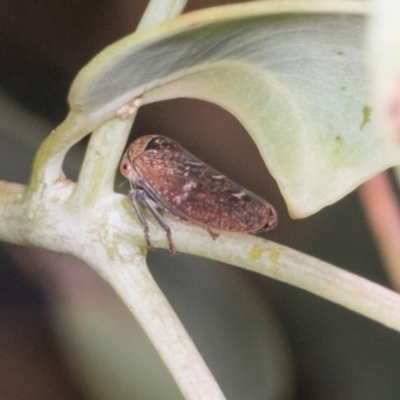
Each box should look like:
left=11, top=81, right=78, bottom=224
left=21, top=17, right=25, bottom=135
left=1, top=1, right=399, bottom=399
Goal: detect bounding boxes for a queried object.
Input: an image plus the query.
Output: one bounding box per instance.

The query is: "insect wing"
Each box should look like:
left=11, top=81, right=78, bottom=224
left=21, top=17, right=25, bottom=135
left=133, top=148, right=273, bottom=232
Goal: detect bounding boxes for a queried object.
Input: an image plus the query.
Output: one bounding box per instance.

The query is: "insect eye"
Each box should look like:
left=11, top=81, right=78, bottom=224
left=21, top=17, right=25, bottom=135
left=145, top=136, right=178, bottom=151
left=120, top=159, right=131, bottom=177
left=145, top=138, right=162, bottom=151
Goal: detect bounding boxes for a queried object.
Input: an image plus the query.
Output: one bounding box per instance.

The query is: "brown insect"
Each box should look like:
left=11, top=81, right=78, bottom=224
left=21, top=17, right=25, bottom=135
left=120, top=135, right=277, bottom=254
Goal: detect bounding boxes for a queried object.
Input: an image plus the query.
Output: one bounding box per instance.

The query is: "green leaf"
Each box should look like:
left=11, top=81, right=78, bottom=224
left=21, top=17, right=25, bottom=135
left=69, top=1, right=400, bottom=217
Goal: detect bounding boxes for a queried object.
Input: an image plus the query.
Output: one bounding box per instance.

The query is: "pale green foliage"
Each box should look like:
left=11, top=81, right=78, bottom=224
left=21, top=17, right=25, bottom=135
left=70, top=2, right=400, bottom=217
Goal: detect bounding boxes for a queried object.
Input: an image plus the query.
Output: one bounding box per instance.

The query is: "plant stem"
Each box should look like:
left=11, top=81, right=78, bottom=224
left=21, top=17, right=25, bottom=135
left=142, top=216, right=400, bottom=333
left=138, top=0, right=188, bottom=30
left=29, top=111, right=98, bottom=190
left=97, top=254, right=226, bottom=400
left=72, top=116, right=135, bottom=207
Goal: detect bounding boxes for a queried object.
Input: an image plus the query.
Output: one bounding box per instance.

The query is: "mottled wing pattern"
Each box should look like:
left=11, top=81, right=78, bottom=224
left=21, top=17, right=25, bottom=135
left=133, top=148, right=272, bottom=232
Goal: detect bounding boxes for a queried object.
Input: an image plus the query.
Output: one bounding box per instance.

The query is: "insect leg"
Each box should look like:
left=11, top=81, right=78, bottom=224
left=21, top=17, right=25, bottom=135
left=128, top=189, right=155, bottom=250
left=136, top=190, right=177, bottom=255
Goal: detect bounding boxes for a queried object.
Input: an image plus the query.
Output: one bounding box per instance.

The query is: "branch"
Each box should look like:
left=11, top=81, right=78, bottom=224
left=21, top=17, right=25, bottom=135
left=138, top=0, right=188, bottom=30
left=131, top=212, right=400, bottom=332
left=2, top=178, right=400, bottom=398
left=94, top=252, right=225, bottom=400
left=72, top=117, right=135, bottom=206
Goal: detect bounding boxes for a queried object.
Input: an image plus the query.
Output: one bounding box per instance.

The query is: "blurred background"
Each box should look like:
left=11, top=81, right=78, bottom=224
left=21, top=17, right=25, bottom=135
left=1, top=0, right=400, bottom=399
